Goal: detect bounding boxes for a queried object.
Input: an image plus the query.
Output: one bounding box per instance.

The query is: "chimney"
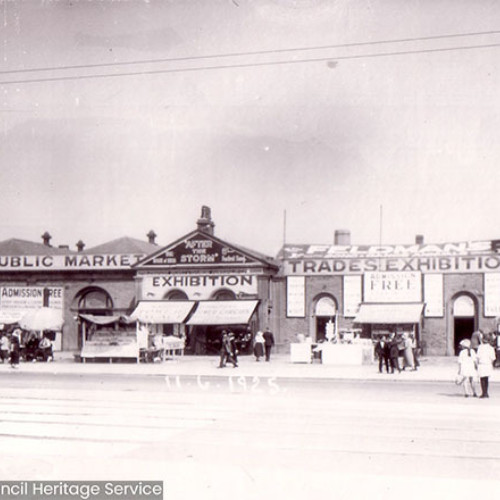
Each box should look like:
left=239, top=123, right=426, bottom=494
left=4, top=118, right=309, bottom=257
left=197, top=205, right=215, bottom=235
left=76, top=240, right=85, bottom=252
left=147, top=230, right=157, bottom=245
left=415, top=234, right=424, bottom=245
left=334, top=229, right=351, bottom=246
left=41, top=231, right=52, bottom=247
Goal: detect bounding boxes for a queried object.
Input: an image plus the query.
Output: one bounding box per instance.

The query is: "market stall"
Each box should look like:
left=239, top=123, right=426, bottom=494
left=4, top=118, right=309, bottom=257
left=78, top=314, right=137, bottom=363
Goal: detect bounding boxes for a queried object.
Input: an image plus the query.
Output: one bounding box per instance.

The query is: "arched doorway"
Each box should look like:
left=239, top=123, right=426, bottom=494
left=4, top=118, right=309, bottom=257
left=314, top=295, right=337, bottom=342
left=453, top=294, right=476, bottom=355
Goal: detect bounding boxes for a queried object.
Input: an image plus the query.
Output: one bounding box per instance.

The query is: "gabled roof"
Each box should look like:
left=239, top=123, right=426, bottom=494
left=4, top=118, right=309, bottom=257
left=0, top=238, right=74, bottom=256
left=83, top=236, right=159, bottom=255
left=134, top=230, right=278, bottom=270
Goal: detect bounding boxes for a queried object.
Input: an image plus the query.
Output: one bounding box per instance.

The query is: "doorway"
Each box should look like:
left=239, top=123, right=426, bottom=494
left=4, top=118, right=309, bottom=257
left=452, top=295, right=476, bottom=355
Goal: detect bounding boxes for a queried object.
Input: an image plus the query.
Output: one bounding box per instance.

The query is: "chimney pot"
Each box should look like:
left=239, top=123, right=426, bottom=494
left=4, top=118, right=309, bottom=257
left=415, top=234, right=424, bottom=245
left=197, top=205, right=215, bottom=235
left=41, top=231, right=52, bottom=247
left=76, top=240, right=85, bottom=252
left=147, top=230, right=157, bottom=245
left=334, top=229, right=351, bottom=246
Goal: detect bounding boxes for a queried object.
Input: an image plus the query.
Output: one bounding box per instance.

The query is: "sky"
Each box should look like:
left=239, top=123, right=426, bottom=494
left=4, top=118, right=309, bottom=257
left=1, top=0, right=500, bottom=256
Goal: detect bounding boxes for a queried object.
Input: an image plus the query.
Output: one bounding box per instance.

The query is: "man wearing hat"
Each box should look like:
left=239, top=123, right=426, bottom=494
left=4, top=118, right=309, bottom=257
left=263, top=327, right=275, bottom=362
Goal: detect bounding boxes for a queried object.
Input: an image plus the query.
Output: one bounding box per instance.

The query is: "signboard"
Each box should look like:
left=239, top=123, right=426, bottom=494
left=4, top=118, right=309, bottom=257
left=141, top=274, right=258, bottom=301
left=283, top=255, right=500, bottom=275
left=343, top=275, right=362, bottom=317
left=0, top=254, right=146, bottom=271
left=363, top=272, right=422, bottom=303
left=0, top=286, right=63, bottom=310
left=287, top=276, right=305, bottom=317
left=484, top=273, right=500, bottom=317
left=139, top=233, right=260, bottom=267
left=423, top=274, right=444, bottom=317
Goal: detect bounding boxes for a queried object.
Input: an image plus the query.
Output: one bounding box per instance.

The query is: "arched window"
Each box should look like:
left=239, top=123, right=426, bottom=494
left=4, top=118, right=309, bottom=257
left=315, top=296, right=336, bottom=316
left=453, top=295, right=475, bottom=317
left=212, top=289, right=236, bottom=301
left=78, top=288, right=113, bottom=313
left=164, top=290, right=189, bottom=301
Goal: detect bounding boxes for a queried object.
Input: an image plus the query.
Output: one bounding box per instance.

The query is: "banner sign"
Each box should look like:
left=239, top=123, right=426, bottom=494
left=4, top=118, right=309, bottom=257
left=283, top=255, right=500, bottom=275
left=142, top=274, right=257, bottom=301
left=286, top=276, right=305, bottom=317
left=0, top=254, right=146, bottom=271
left=484, top=273, right=500, bottom=317
left=0, top=286, right=64, bottom=310
left=423, top=274, right=444, bottom=317
left=343, top=275, right=362, bottom=317
left=363, top=272, right=422, bottom=303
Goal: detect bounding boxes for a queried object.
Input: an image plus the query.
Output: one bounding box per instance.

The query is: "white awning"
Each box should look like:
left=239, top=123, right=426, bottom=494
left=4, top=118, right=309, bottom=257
left=130, top=301, right=196, bottom=324
left=0, top=309, right=25, bottom=324
left=187, top=300, right=259, bottom=325
left=353, top=303, right=424, bottom=324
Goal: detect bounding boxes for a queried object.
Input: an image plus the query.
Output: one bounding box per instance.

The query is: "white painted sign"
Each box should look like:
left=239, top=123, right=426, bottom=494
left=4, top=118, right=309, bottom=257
left=0, top=286, right=63, bottom=310
left=287, top=276, right=305, bottom=318
left=343, top=275, right=362, bottom=317
left=363, top=272, right=422, bottom=303
left=423, top=274, right=444, bottom=317
left=142, top=274, right=257, bottom=301
left=484, top=273, right=500, bottom=317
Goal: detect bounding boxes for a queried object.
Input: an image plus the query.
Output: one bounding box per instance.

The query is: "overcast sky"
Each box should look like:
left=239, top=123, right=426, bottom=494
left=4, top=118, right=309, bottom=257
left=1, top=0, right=500, bottom=255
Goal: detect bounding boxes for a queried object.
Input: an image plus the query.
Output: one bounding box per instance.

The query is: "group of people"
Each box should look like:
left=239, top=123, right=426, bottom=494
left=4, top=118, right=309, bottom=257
left=374, top=331, right=419, bottom=374
left=457, top=330, right=496, bottom=398
left=0, top=329, right=54, bottom=368
left=218, top=327, right=275, bottom=368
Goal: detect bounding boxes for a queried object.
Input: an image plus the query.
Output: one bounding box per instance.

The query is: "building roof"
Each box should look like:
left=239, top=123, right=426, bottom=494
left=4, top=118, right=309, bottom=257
left=0, top=238, right=74, bottom=256
left=83, top=236, right=158, bottom=255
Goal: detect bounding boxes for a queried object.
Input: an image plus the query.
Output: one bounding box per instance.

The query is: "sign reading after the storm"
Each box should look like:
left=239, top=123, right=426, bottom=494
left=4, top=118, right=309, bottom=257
left=141, top=233, right=259, bottom=267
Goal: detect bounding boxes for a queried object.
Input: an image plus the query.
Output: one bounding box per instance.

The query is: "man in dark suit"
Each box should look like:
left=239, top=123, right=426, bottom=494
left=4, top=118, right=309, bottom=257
left=375, top=336, right=390, bottom=373
left=263, top=327, right=275, bottom=362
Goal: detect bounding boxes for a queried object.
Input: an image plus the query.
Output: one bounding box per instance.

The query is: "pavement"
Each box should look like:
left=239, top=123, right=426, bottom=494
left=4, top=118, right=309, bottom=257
left=3, top=351, right=500, bottom=383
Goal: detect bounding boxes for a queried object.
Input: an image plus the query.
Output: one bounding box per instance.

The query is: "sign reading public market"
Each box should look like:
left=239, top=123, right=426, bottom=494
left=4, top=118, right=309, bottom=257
left=281, top=240, right=500, bottom=274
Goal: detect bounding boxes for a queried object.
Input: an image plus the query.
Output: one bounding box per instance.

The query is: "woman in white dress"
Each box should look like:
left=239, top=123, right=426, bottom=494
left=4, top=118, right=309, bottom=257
left=457, top=339, right=478, bottom=398
left=476, top=334, right=496, bottom=398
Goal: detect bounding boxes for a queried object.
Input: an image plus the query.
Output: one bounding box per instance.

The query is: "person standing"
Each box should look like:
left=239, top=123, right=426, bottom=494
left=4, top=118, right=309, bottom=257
left=263, top=327, right=275, bottom=362
left=470, top=330, right=482, bottom=352
left=389, top=333, right=401, bottom=374
left=10, top=332, right=20, bottom=368
left=476, top=334, right=496, bottom=398
left=402, top=332, right=415, bottom=371
left=0, top=333, right=9, bottom=363
left=457, top=339, right=478, bottom=398
left=253, top=330, right=265, bottom=362
left=375, top=336, right=389, bottom=373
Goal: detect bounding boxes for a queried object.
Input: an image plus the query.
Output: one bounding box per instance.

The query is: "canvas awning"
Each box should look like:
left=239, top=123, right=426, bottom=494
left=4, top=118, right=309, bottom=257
left=130, top=301, right=196, bottom=324
left=0, top=309, right=25, bottom=324
left=78, top=314, right=127, bottom=325
left=353, top=303, right=425, bottom=324
left=186, top=300, right=259, bottom=325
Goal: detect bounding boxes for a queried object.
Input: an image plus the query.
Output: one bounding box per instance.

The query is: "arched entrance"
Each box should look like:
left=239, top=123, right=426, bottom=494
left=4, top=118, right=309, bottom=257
left=314, top=295, right=337, bottom=342
left=453, top=294, right=476, bottom=355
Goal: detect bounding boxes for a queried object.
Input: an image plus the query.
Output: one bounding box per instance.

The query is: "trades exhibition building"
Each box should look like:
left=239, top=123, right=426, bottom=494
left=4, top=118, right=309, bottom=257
left=1, top=209, right=499, bottom=357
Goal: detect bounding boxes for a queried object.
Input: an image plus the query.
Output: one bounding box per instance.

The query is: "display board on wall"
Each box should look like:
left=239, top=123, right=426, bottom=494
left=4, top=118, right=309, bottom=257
left=484, top=273, right=500, bottom=317
left=423, top=274, right=444, bottom=317
left=343, top=275, right=362, bottom=317
left=0, top=286, right=63, bottom=310
left=287, top=276, right=305, bottom=317
left=363, top=272, right=422, bottom=303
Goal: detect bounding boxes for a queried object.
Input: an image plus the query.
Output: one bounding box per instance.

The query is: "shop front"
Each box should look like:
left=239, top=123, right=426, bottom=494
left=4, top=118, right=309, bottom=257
left=277, top=235, right=500, bottom=357
left=133, top=207, right=278, bottom=355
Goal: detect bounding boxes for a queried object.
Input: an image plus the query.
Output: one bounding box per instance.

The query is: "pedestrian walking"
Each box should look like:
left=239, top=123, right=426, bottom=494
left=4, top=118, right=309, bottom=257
left=263, top=327, right=275, bottom=362
left=457, top=339, right=478, bottom=398
left=374, top=336, right=390, bottom=373
left=218, top=330, right=237, bottom=368
left=476, top=334, right=496, bottom=398
left=388, top=333, right=401, bottom=373
left=253, top=330, right=265, bottom=362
